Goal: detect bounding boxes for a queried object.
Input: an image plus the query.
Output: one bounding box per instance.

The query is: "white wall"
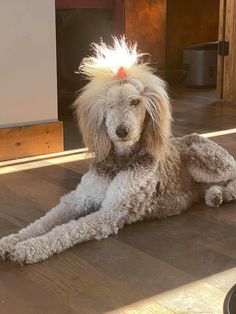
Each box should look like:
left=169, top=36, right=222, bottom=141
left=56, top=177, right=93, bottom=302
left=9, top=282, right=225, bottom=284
left=0, top=0, right=58, bottom=127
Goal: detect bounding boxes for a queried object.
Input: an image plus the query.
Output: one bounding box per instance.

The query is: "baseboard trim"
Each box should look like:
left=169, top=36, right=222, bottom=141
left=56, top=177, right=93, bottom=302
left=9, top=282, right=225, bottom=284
left=0, top=121, right=64, bottom=161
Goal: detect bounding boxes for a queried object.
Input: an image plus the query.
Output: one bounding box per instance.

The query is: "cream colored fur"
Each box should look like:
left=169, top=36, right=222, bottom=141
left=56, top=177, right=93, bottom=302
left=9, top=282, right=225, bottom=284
left=0, top=38, right=236, bottom=264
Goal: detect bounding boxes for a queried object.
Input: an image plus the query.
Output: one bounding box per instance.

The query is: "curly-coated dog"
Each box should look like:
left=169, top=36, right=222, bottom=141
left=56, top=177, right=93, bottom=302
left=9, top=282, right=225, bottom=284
left=1, top=38, right=236, bottom=264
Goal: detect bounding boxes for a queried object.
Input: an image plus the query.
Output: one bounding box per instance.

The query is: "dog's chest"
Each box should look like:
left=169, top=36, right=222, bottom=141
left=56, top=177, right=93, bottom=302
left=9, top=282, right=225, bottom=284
left=93, top=151, right=154, bottom=180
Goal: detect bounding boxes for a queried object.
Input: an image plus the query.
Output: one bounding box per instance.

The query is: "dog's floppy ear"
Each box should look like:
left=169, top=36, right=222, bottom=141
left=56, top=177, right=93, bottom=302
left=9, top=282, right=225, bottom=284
left=142, top=82, right=172, bottom=157
left=74, top=89, right=111, bottom=161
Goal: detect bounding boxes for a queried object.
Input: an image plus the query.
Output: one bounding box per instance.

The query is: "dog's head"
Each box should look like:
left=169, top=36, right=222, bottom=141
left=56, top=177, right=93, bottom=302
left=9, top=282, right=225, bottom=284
left=74, top=38, right=172, bottom=161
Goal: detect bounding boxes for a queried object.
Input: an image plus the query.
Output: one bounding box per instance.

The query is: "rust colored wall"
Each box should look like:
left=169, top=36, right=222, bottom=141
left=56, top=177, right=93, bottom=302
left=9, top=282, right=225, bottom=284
left=125, top=0, right=167, bottom=69
left=166, top=0, right=220, bottom=71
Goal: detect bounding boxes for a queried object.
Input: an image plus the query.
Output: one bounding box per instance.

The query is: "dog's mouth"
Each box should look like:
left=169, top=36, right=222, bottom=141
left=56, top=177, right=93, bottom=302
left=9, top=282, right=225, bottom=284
left=117, top=138, right=133, bottom=143
left=119, top=135, right=140, bottom=143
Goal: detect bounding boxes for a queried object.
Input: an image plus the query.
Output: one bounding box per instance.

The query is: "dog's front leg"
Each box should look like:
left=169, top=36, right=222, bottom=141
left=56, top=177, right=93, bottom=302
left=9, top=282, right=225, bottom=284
left=0, top=171, right=109, bottom=260
left=9, top=168, right=155, bottom=264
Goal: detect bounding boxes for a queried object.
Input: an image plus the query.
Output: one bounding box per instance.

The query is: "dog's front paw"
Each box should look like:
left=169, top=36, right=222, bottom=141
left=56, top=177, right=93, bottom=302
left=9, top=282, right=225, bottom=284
left=9, top=238, right=51, bottom=264
left=9, top=239, right=39, bottom=264
left=0, top=234, right=21, bottom=260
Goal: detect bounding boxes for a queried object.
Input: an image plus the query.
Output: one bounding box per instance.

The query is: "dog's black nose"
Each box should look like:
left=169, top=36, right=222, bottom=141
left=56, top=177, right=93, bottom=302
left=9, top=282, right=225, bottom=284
left=116, top=125, right=129, bottom=139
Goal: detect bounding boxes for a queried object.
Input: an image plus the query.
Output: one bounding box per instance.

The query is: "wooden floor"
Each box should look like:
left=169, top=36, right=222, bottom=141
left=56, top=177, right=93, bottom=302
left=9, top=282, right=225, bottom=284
left=0, top=86, right=236, bottom=314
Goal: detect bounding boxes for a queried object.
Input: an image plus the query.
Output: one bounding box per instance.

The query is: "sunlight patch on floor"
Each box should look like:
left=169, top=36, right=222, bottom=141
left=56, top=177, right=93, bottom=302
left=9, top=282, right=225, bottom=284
left=106, top=268, right=235, bottom=314
left=0, top=147, right=88, bottom=167
left=0, top=150, right=91, bottom=175
left=201, top=128, right=236, bottom=138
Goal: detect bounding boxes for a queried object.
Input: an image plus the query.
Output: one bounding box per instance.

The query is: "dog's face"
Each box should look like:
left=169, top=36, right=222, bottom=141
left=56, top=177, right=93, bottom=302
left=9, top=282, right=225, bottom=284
left=75, top=38, right=172, bottom=161
left=76, top=74, right=171, bottom=161
left=104, top=81, right=146, bottom=152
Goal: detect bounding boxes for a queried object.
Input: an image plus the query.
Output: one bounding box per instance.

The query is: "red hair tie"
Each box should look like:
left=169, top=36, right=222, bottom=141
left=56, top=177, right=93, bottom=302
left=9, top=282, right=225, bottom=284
left=115, top=66, right=127, bottom=80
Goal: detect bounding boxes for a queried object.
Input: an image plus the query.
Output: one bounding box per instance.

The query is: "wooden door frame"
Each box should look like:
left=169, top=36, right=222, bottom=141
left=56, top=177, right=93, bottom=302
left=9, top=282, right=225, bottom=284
left=217, top=0, right=236, bottom=102
left=217, top=0, right=226, bottom=99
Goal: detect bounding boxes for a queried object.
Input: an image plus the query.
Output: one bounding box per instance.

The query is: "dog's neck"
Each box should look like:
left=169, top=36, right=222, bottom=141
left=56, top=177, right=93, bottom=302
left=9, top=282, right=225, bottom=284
left=93, top=140, right=155, bottom=179
left=113, top=141, right=135, bottom=156
left=112, top=139, right=146, bottom=158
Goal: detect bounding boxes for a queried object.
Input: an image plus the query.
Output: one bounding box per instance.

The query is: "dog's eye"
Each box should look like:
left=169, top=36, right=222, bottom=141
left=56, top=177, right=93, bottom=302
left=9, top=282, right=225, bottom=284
left=130, top=99, right=140, bottom=107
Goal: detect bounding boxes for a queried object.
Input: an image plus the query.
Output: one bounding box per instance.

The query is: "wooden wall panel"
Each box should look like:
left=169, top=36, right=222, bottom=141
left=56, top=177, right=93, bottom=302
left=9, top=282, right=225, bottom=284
left=0, top=122, right=64, bottom=161
left=166, top=0, right=220, bottom=73
left=125, top=0, right=167, bottom=69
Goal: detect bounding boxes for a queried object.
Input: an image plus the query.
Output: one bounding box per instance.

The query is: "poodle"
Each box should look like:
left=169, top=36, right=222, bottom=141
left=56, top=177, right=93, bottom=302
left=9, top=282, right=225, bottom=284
left=0, top=38, right=236, bottom=264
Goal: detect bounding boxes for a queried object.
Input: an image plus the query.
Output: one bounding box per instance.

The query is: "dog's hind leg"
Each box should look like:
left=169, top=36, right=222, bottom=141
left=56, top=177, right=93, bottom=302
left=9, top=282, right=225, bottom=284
left=205, top=185, right=223, bottom=207
left=0, top=171, right=109, bottom=260
left=222, top=178, right=236, bottom=202
left=205, top=178, right=236, bottom=207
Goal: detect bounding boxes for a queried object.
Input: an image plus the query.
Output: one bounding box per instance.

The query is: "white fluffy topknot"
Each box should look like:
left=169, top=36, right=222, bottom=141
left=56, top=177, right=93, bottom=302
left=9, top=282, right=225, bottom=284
left=78, top=37, right=150, bottom=81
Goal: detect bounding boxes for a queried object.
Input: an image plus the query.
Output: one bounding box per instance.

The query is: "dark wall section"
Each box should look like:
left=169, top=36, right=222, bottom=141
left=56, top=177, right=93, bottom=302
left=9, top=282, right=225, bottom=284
left=125, top=0, right=167, bottom=69
left=56, top=9, right=113, bottom=93
left=166, top=0, right=219, bottom=72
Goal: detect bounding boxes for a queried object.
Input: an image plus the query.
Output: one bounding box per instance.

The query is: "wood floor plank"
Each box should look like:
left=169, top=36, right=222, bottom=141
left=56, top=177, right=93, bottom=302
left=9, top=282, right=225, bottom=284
left=0, top=184, right=42, bottom=231
left=191, top=202, right=236, bottom=227
left=19, top=251, right=149, bottom=314
left=23, top=163, right=81, bottom=191
left=48, top=154, right=92, bottom=174
left=74, top=237, right=195, bottom=296
left=204, top=267, right=236, bottom=293
left=55, top=158, right=92, bottom=174
left=0, top=171, right=69, bottom=209
left=206, top=237, right=236, bottom=259
left=116, top=214, right=236, bottom=279
left=155, top=281, right=225, bottom=314
left=106, top=298, right=175, bottom=314
left=0, top=263, right=73, bottom=314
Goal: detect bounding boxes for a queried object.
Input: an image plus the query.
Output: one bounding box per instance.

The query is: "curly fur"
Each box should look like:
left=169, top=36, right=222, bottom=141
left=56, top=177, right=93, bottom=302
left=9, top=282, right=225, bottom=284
left=1, top=38, right=236, bottom=264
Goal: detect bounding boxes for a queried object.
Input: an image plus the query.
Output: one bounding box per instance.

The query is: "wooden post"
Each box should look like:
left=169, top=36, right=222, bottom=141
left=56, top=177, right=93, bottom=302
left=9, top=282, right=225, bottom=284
left=217, top=0, right=226, bottom=99
left=219, top=0, right=236, bottom=102
left=224, top=0, right=236, bottom=102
